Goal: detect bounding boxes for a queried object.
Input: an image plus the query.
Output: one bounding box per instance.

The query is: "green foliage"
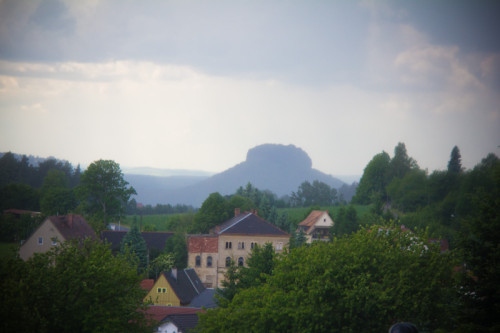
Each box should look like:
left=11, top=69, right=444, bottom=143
left=217, top=243, right=276, bottom=307
left=199, top=225, right=459, bottom=332
left=77, top=159, right=136, bottom=232
left=164, top=232, right=188, bottom=269
left=386, top=169, right=428, bottom=212
left=0, top=213, right=42, bottom=242
left=150, top=253, right=175, bottom=280
left=121, top=224, right=148, bottom=272
left=331, top=205, right=359, bottom=236
left=0, top=183, right=40, bottom=212
left=0, top=239, right=153, bottom=332
left=193, top=192, right=228, bottom=233
left=456, top=153, right=500, bottom=331
left=447, top=145, right=463, bottom=174
left=352, top=151, right=391, bottom=204
left=291, top=180, right=338, bottom=207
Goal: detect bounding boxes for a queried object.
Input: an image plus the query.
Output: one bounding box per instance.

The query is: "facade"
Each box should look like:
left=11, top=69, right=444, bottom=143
left=188, top=209, right=290, bottom=288
left=297, top=210, right=334, bottom=243
left=19, top=214, right=96, bottom=260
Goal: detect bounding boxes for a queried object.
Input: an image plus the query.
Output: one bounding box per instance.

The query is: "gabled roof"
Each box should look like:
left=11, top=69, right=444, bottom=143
left=215, top=212, right=289, bottom=236
left=101, top=231, right=174, bottom=252
left=298, top=210, right=329, bottom=233
left=164, top=268, right=206, bottom=306
left=48, top=214, right=96, bottom=240
left=144, top=305, right=203, bottom=323
left=164, top=313, right=200, bottom=332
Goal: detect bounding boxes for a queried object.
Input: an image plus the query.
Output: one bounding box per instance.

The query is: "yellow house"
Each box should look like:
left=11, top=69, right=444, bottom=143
left=297, top=210, right=334, bottom=243
left=144, top=268, right=206, bottom=307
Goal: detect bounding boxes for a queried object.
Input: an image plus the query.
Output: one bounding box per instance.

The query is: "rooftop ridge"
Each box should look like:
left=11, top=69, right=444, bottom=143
left=219, top=212, right=252, bottom=234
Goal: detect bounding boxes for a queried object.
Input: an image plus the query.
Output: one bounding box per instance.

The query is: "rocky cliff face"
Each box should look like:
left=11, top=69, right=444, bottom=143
left=154, top=144, right=345, bottom=207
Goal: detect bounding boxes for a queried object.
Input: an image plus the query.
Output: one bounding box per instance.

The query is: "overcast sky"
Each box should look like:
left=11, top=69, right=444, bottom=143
left=1, top=0, right=499, bottom=177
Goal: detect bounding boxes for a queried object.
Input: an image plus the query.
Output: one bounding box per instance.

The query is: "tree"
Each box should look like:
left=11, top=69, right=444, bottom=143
left=0, top=238, right=152, bottom=332
left=456, top=153, right=500, bottom=331
left=193, top=192, right=228, bottom=233
left=447, top=146, right=463, bottom=174
left=291, top=180, right=337, bottom=207
left=77, top=160, right=136, bottom=231
left=198, top=225, right=459, bottom=332
left=389, top=142, right=418, bottom=180
left=164, top=232, right=188, bottom=269
left=121, top=224, right=148, bottom=272
left=331, top=205, right=359, bottom=236
left=150, top=253, right=175, bottom=280
left=352, top=151, right=391, bottom=204
left=40, top=169, right=77, bottom=215
left=0, top=183, right=40, bottom=212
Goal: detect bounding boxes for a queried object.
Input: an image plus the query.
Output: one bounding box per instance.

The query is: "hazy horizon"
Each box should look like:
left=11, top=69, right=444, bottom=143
left=1, top=1, right=499, bottom=176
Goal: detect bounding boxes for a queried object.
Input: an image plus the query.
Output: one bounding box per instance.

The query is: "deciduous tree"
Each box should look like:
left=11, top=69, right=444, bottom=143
left=77, top=159, right=136, bottom=232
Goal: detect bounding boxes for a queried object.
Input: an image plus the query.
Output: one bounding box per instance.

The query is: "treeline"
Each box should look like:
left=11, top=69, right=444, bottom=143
left=349, top=142, right=499, bottom=249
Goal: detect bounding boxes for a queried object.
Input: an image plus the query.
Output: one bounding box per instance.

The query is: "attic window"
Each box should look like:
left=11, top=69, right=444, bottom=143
left=51, top=237, right=57, bottom=246
left=195, top=255, right=201, bottom=267
left=38, top=237, right=43, bottom=245
left=162, top=288, right=166, bottom=293
left=157, top=288, right=161, bottom=293
left=207, top=256, right=212, bottom=267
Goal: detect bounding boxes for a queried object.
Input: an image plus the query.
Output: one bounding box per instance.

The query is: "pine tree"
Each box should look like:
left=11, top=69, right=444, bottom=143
left=447, top=146, right=463, bottom=174
left=120, top=224, right=148, bottom=272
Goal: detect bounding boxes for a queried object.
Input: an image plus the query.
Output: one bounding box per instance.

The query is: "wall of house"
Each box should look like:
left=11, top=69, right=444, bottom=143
left=188, top=252, right=219, bottom=288
left=19, top=219, right=65, bottom=260
left=144, top=274, right=181, bottom=307
left=216, top=234, right=290, bottom=288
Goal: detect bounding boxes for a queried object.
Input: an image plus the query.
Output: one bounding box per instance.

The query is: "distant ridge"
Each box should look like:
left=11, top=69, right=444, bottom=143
left=156, top=144, right=346, bottom=207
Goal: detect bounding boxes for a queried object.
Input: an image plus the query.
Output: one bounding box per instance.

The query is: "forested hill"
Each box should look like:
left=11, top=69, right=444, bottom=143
left=156, top=144, right=346, bottom=207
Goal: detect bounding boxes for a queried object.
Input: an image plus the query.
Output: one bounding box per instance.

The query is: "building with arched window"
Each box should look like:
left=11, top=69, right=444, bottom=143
left=188, top=209, right=290, bottom=288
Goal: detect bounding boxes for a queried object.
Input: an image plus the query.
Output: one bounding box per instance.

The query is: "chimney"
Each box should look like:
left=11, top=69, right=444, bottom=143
left=235, top=208, right=240, bottom=216
left=171, top=268, right=177, bottom=280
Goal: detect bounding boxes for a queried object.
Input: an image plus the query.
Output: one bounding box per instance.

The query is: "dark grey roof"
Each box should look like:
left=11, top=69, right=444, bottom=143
left=189, top=288, right=217, bottom=308
left=49, top=214, right=96, bottom=240
left=165, top=268, right=206, bottom=306
left=216, top=212, right=289, bottom=236
left=164, top=314, right=199, bottom=332
left=101, top=231, right=174, bottom=252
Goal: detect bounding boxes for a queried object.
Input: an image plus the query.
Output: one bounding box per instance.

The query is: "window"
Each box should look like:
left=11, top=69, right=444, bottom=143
left=238, top=242, right=245, bottom=249
left=251, top=242, right=256, bottom=249
left=276, top=242, right=283, bottom=251
left=162, top=288, right=166, bottom=293
left=238, top=257, right=244, bottom=267
left=38, top=237, right=43, bottom=245
left=157, top=287, right=161, bottom=293
left=207, top=256, right=212, bottom=267
left=226, top=256, right=231, bottom=267
left=195, top=255, right=201, bottom=267
left=51, top=237, right=57, bottom=246
left=225, top=241, right=232, bottom=249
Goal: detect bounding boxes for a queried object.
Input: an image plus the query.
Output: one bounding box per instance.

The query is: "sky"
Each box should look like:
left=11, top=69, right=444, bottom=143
left=1, top=0, right=499, bottom=178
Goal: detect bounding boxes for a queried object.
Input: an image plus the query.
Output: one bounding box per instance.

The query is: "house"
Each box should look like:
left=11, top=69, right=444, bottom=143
left=144, top=268, right=210, bottom=307
left=143, top=306, right=204, bottom=333
left=101, top=230, right=174, bottom=256
left=19, top=214, right=96, bottom=260
left=188, top=209, right=290, bottom=288
left=297, top=210, right=334, bottom=243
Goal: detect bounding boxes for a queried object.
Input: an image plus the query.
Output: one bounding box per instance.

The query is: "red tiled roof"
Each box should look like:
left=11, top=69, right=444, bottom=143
left=140, top=279, right=155, bottom=291
left=49, top=214, right=96, bottom=241
left=188, top=235, right=218, bottom=253
left=143, top=306, right=204, bottom=323
left=298, top=210, right=325, bottom=228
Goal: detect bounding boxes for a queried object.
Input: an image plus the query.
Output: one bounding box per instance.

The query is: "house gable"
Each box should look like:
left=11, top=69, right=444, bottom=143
left=144, top=273, right=181, bottom=307
left=19, top=214, right=95, bottom=260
